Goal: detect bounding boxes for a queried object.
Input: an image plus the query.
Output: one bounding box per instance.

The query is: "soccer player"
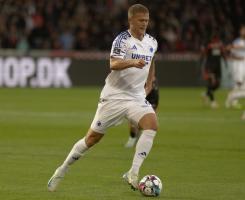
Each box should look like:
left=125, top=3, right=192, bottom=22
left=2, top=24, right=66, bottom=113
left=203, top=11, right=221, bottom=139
left=47, top=4, right=158, bottom=191
left=225, top=25, right=245, bottom=109
left=201, top=33, right=226, bottom=108
left=125, top=76, right=159, bottom=148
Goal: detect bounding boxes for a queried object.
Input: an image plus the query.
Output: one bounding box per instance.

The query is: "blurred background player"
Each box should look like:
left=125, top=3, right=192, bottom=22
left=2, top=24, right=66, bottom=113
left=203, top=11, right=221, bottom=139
left=225, top=25, right=245, bottom=109
left=201, top=33, right=227, bottom=108
left=125, top=75, right=159, bottom=148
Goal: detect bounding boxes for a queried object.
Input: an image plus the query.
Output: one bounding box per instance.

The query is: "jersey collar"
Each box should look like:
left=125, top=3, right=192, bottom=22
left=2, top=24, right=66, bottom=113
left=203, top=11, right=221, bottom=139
left=128, top=29, right=146, bottom=42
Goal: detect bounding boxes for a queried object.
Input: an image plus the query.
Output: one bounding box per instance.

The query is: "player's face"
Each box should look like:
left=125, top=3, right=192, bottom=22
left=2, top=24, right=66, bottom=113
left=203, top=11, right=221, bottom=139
left=129, top=12, right=149, bottom=37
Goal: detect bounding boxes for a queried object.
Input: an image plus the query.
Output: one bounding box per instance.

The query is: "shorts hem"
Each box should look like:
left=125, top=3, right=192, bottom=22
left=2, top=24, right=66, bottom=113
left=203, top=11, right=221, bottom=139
left=90, top=127, right=106, bottom=134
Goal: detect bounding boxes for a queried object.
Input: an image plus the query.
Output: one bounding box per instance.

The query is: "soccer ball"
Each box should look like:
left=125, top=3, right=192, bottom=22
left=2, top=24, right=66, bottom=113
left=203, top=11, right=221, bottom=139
left=138, top=175, right=162, bottom=197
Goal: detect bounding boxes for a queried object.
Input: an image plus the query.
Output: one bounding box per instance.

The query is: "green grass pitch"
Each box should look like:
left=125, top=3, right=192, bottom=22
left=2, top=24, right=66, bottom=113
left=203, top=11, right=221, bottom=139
left=0, top=87, right=244, bottom=200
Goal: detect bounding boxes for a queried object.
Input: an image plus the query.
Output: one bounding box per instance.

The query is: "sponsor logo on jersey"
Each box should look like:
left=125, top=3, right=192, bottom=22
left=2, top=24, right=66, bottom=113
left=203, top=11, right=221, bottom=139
left=149, top=47, right=154, bottom=53
left=131, top=45, right=137, bottom=50
left=132, top=53, right=152, bottom=62
left=113, top=47, right=121, bottom=55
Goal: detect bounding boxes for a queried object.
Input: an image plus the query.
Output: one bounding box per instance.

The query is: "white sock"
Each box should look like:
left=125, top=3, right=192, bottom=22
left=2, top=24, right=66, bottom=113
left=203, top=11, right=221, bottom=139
left=129, top=129, right=156, bottom=175
left=60, top=137, right=88, bottom=170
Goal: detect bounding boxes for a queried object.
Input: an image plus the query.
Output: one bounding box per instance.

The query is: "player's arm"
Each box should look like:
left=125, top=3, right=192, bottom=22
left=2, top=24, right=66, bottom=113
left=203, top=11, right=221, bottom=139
left=145, top=57, right=155, bottom=95
left=225, top=48, right=244, bottom=60
left=110, top=57, right=146, bottom=70
left=226, top=44, right=245, bottom=60
left=229, top=44, right=245, bottom=50
left=228, top=54, right=244, bottom=60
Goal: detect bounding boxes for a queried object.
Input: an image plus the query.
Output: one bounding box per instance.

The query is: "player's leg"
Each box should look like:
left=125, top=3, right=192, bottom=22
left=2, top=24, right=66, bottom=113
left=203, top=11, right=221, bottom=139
left=128, top=91, right=159, bottom=172
left=60, top=129, right=103, bottom=168
left=226, top=62, right=244, bottom=108
left=47, top=129, right=104, bottom=191
left=210, top=75, right=220, bottom=108
left=124, top=113, right=157, bottom=189
left=201, top=69, right=212, bottom=105
left=123, top=101, right=157, bottom=189
left=226, top=87, right=243, bottom=109
left=125, top=122, right=139, bottom=148
left=206, top=76, right=214, bottom=101
left=124, top=88, right=159, bottom=148
left=48, top=99, right=126, bottom=191
left=205, top=71, right=220, bottom=108
left=227, top=88, right=245, bottom=107
left=129, top=113, right=157, bottom=174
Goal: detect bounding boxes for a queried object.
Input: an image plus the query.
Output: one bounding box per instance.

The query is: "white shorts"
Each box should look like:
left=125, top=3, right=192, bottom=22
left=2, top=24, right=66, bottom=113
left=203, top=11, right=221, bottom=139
left=232, top=60, right=245, bottom=84
left=90, top=98, right=155, bottom=134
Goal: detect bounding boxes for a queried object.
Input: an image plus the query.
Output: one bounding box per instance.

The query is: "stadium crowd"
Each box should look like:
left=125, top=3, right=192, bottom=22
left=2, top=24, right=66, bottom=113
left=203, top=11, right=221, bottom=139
left=0, top=0, right=244, bottom=52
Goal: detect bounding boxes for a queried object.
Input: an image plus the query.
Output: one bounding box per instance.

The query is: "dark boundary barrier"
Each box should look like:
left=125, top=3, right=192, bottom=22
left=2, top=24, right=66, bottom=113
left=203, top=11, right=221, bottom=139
left=0, top=50, right=204, bottom=88
left=70, top=60, right=203, bottom=87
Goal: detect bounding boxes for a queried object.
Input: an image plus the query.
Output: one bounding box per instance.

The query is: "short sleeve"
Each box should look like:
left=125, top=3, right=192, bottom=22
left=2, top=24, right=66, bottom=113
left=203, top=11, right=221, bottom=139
left=110, top=41, right=127, bottom=59
left=110, top=33, right=129, bottom=59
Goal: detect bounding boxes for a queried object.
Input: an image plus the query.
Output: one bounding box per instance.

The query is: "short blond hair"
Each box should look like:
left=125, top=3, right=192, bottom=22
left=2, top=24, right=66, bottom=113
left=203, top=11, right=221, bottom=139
left=128, top=4, right=149, bottom=19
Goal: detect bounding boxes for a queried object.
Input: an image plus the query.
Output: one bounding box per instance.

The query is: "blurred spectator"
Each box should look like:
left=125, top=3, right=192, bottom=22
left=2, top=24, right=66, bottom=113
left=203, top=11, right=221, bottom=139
left=0, top=0, right=244, bottom=52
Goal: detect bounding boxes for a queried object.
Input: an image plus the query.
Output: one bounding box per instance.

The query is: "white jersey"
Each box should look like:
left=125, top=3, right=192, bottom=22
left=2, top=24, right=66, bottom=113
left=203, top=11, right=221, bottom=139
left=100, top=30, right=158, bottom=100
left=232, top=38, right=245, bottom=57
left=231, top=38, right=245, bottom=84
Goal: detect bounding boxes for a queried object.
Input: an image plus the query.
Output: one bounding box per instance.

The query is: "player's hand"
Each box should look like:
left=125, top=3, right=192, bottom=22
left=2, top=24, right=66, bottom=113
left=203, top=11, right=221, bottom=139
left=133, top=59, right=146, bottom=69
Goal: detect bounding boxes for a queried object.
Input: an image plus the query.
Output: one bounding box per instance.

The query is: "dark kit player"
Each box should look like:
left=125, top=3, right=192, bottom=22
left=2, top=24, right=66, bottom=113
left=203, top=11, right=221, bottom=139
left=201, top=34, right=226, bottom=108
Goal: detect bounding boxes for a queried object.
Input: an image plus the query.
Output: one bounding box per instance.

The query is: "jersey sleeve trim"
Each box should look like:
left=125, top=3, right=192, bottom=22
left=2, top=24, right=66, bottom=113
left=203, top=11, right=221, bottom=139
left=110, top=31, right=131, bottom=59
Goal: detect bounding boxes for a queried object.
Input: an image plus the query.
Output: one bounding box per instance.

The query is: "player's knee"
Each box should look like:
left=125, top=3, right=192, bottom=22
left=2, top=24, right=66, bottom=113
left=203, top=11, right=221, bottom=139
left=139, top=114, right=158, bottom=131
left=145, top=119, right=158, bottom=131
left=85, top=135, right=102, bottom=147
left=85, top=130, right=104, bottom=147
left=149, top=121, right=158, bottom=131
